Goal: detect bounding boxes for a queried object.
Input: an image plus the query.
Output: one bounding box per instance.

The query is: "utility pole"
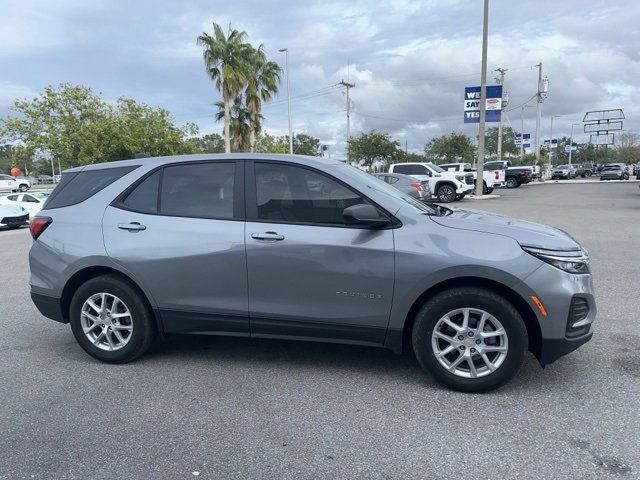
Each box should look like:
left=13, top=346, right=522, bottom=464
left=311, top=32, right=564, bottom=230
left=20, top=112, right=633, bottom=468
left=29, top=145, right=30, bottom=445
left=339, top=80, right=355, bottom=164
left=569, top=123, right=580, bottom=165
left=475, top=0, right=489, bottom=197
left=495, top=68, right=507, bottom=161
left=520, top=104, right=533, bottom=161
left=534, top=63, right=549, bottom=175
left=279, top=48, right=293, bottom=154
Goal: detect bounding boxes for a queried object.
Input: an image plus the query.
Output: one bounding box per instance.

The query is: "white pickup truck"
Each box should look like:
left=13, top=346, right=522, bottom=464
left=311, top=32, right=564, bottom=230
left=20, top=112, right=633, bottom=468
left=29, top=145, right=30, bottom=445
left=439, top=162, right=506, bottom=194
left=0, top=174, right=31, bottom=193
left=389, top=162, right=474, bottom=203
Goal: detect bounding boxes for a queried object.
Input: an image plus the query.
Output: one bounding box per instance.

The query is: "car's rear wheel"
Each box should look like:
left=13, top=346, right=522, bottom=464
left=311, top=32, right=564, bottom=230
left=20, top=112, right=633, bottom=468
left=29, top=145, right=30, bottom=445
left=412, top=287, right=527, bottom=392
left=19, top=185, right=28, bottom=192
left=436, top=184, right=456, bottom=203
left=506, top=177, right=518, bottom=189
left=70, top=275, right=155, bottom=363
left=486, top=187, right=494, bottom=194
left=585, top=171, right=592, bottom=177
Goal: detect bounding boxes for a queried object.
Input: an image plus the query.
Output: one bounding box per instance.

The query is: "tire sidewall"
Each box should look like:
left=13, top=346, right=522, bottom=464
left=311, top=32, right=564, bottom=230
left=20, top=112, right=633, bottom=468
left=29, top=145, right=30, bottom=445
left=69, top=276, right=154, bottom=363
left=412, top=288, right=527, bottom=392
left=506, top=177, right=517, bottom=188
left=437, top=185, right=455, bottom=202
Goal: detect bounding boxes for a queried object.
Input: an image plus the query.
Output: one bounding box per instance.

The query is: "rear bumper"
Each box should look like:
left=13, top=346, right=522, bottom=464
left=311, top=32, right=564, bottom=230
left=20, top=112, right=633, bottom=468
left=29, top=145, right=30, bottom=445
left=31, top=291, right=66, bottom=323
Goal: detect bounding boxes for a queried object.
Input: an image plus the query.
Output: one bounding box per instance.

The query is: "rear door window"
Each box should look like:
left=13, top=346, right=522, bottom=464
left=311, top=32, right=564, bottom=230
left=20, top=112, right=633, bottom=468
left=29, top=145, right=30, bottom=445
left=121, top=171, right=161, bottom=214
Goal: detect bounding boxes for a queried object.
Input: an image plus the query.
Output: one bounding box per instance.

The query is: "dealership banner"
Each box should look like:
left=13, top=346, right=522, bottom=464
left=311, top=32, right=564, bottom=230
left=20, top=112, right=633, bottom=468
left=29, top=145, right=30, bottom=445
left=463, top=85, right=503, bottom=123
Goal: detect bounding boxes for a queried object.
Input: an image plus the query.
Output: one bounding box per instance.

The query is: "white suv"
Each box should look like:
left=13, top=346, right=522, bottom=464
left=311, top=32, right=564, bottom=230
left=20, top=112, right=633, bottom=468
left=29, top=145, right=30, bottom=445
left=389, top=162, right=473, bottom=202
left=439, top=162, right=506, bottom=194
left=0, top=174, right=31, bottom=193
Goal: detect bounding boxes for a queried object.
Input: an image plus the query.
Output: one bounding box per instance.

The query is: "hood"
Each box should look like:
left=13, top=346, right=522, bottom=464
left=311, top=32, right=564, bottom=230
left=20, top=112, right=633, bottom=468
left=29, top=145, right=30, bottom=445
left=0, top=204, right=27, bottom=216
left=430, top=208, right=581, bottom=250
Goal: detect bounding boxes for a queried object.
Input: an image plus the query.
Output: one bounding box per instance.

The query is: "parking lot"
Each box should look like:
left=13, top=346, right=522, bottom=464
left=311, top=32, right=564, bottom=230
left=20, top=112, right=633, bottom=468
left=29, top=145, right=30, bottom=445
left=1, top=181, right=639, bottom=479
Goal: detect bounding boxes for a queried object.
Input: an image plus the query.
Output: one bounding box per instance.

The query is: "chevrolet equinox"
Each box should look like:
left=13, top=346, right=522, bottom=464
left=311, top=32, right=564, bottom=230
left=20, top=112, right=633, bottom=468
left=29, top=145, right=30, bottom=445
left=29, top=154, right=596, bottom=392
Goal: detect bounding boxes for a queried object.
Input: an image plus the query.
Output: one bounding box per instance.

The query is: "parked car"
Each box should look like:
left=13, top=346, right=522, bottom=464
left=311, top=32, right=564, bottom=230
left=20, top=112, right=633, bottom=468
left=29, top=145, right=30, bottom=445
left=574, top=164, right=595, bottom=178
left=0, top=174, right=31, bottom=192
left=551, top=165, right=577, bottom=180
left=389, top=162, right=473, bottom=202
left=36, top=175, right=54, bottom=184
left=632, top=163, right=640, bottom=177
left=373, top=173, right=431, bottom=202
left=29, top=154, right=596, bottom=392
left=0, top=191, right=50, bottom=216
left=483, top=161, right=532, bottom=188
left=439, top=162, right=505, bottom=194
left=599, top=164, right=629, bottom=180
left=0, top=203, right=29, bottom=229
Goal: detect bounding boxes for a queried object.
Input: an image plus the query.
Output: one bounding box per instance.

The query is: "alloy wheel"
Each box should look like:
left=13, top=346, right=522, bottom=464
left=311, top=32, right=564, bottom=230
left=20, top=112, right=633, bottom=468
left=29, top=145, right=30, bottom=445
left=80, top=293, right=134, bottom=351
left=437, top=185, right=455, bottom=202
left=431, top=307, right=509, bottom=378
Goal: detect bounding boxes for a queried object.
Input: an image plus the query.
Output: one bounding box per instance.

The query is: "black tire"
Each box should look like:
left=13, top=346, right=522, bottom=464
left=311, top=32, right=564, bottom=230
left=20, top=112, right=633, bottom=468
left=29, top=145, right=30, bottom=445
left=19, top=185, right=28, bottom=192
left=506, top=177, right=518, bottom=189
left=482, top=181, right=488, bottom=194
left=486, top=187, right=494, bottom=194
left=436, top=184, right=456, bottom=203
left=69, top=274, right=155, bottom=363
left=623, top=174, right=629, bottom=180
left=585, top=171, right=592, bottom=177
left=412, top=287, right=527, bottom=393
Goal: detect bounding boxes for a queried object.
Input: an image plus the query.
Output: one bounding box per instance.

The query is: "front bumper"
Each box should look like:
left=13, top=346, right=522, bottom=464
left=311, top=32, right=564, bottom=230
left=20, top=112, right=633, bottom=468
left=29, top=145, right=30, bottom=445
left=539, top=332, right=593, bottom=365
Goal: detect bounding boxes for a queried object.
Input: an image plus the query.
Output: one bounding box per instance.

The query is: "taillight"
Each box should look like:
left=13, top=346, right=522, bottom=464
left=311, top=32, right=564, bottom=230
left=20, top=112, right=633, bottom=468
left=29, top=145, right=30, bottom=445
left=410, top=182, right=423, bottom=191
left=494, top=171, right=499, bottom=180
left=30, top=216, right=52, bottom=240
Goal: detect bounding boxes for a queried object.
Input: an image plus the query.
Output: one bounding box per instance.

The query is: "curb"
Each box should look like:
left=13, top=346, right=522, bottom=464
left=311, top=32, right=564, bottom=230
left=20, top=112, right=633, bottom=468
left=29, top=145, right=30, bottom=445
left=464, top=194, right=501, bottom=200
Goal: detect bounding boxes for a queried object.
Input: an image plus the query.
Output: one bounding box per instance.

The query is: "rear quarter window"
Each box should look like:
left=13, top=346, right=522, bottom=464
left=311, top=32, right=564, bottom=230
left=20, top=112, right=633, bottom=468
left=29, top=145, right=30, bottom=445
left=44, top=165, right=139, bottom=209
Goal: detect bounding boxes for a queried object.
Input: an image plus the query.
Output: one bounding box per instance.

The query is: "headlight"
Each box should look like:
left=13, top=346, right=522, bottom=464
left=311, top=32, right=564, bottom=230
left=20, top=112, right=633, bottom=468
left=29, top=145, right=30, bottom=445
left=455, top=175, right=464, bottom=182
left=522, top=246, right=590, bottom=274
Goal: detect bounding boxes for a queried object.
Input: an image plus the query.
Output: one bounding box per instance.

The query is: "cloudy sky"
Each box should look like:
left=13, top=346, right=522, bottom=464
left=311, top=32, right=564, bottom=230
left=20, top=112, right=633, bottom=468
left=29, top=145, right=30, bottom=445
left=1, top=0, right=638, bottom=155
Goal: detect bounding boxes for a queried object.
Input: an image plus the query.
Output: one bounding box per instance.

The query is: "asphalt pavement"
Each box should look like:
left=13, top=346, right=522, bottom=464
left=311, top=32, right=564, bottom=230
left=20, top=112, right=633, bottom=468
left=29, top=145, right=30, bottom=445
left=1, top=181, right=639, bottom=479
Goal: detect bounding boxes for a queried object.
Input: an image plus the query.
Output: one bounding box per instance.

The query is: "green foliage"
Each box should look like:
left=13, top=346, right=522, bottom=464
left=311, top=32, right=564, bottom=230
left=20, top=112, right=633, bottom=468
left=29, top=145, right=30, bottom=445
left=255, top=132, right=321, bottom=156
left=186, top=133, right=225, bottom=153
left=485, top=126, right=518, bottom=158
left=424, top=132, right=476, bottom=162
left=293, top=133, right=320, bottom=156
left=215, top=97, right=252, bottom=152
left=0, top=83, right=198, bottom=169
left=348, top=130, right=404, bottom=168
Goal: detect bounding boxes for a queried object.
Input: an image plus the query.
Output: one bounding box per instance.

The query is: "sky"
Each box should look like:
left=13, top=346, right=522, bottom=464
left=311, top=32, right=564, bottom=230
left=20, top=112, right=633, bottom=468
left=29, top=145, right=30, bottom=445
left=1, top=0, right=639, bottom=155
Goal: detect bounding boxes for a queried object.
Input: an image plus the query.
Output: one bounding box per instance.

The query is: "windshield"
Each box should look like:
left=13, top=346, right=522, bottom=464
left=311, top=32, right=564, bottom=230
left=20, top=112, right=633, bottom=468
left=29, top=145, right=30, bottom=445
left=427, top=163, right=445, bottom=173
left=603, top=165, right=620, bottom=170
left=336, top=164, right=439, bottom=215
left=32, top=192, right=50, bottom=200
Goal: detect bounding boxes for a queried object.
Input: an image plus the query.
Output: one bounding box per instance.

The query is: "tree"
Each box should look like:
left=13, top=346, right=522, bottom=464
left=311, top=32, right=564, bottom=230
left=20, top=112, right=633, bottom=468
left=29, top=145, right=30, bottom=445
left=485, top=126, right=517, bottom=158
left=255, top=132, right=288, bottom=153
left=615, top=132, right=640, bottom=164
left=198, top=22, right=252, bottom=153
left=424, top=133, right=475, bottom=162
left=187, top=133, right=225, bottom=153
left=348, top=130, right=404, bottom=168
left=0, top=83, right=197, bottom=168
left=245, top=45, right=281, bottom=152
left=215, top=97, right=252, bottom=152
left=293, top=133, right=321, bottom=156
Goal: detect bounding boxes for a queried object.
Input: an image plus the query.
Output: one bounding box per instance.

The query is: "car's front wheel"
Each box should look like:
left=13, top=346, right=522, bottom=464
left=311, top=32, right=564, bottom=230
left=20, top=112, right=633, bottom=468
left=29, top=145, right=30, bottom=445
left=506, top=177, right=518, bottom=189
left=19, top=185, right=28, bottom=192
left=69, top=274, right=155, bottom=363
left=436, top=184, right=456, bottom=203
left=412, top=287, right=527, bottom=392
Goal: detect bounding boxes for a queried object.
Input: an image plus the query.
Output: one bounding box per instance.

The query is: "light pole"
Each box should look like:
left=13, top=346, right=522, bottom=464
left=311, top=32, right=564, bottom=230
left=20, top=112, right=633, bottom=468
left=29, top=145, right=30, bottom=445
left=494, top=68, right=508, bottom=161
left=279, top=48, right=293, bottom=154
left=568, top=123, right=580, bottom=165
left=520, top=104, right=534, bottom=161
left=549, top=115, right=561, bottom=170
left=475, top=0, right=489, bottom=197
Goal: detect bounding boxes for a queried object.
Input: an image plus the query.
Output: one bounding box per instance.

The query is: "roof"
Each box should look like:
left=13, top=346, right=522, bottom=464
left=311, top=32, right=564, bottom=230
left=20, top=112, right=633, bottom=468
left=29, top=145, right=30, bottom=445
left=64, top=153, right=343, bottom=173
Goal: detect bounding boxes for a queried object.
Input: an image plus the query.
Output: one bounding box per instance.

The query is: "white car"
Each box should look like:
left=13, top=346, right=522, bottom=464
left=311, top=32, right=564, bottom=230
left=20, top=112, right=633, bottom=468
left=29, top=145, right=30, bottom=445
left=388, top=162, right=474, bottom=203
left=0, top=191, right=50, bottom=217
left=0, top=174, right=31, bottom=193
left=439, top=162, right=506, bottom=193
left=0, top=203, right=29, bottom=229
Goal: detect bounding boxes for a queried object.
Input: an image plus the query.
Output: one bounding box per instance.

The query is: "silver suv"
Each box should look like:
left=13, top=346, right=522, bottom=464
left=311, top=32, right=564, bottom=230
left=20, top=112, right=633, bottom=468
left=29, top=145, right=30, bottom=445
left=29, top=154, right=596, bottom=392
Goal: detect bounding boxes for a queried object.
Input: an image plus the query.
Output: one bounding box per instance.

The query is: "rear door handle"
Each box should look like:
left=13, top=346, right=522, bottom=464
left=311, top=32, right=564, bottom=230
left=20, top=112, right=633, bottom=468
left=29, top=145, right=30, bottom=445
left=251, top=231, right=284, bottom=241
left=118, top=222, right=147, bottom=232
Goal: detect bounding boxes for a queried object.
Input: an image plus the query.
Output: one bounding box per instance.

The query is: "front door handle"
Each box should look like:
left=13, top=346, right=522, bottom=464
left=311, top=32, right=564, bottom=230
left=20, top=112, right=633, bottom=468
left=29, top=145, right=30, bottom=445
left=118, top=222, right=147, bottom=232
left=251, top=231, right=284, bottom=241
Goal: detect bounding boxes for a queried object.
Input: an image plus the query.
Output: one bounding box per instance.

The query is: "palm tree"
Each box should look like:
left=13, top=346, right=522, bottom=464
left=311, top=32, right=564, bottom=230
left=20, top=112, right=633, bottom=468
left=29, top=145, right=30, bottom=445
left=215, top=97, right=255, bottom=152
left=245, top=46, right=282, bottom=152
left=197, top=23, right=252, bottom=153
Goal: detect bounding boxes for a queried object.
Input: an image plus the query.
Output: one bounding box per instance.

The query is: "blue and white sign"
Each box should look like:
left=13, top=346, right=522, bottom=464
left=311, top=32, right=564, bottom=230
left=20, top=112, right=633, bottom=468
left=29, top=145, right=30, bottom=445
left=544, top=139, right=559, bottom=153
left=515, top=133, right=531, bottom=148
left=564, top=143, right=578, bottom=153
left=463, top=85, right=503, bottom=123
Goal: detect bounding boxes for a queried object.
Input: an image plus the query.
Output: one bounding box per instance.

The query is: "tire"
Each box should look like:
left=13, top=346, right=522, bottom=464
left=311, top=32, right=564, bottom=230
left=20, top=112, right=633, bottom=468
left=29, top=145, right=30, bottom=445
left=486, top=187, right=494, bottom=194
left=585, top=171, right=592, bottom=177
left=19, top=185, right=28, bottom=192
left=69, top=274, right=155, bottom=363
left=436, top=184, right=456, bottom=203
left=482, top=181, right=488, bottom=194
left=623, top=174, right=629, bottom=180
left=506, top=177, right=518, bottom=189
left=412, top=287, right=527, bottom=393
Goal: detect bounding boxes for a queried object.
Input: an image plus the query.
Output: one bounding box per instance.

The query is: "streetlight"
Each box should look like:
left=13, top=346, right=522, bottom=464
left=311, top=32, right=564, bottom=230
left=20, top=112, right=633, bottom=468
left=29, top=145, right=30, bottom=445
left=278, top=48, right=293, bottom=155
left=569, top=123, right=581, bottom=165
left=520, top=105, right=534, bottom=161
left=549, top=115, right=561, bottom=170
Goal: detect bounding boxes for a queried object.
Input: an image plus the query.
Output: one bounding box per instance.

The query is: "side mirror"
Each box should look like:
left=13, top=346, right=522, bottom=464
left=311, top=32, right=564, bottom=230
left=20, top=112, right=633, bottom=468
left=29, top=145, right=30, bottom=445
left=343, top=204, right=390, bottom=228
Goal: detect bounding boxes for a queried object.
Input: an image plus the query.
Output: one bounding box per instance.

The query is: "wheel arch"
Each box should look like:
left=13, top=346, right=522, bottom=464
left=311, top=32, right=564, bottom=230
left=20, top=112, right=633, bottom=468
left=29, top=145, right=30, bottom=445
left=391, top=276, right=542, bottom=361
left=60, top=265, right=162, bottom=333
